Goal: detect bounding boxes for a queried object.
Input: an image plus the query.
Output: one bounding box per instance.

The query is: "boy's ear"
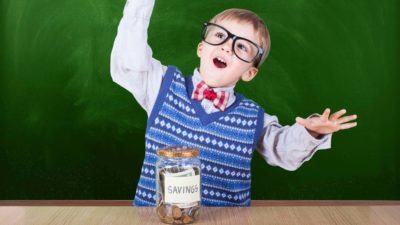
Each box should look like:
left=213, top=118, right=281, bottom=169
left=197, top=42, right=203, bottom=58
left=241, top=67, right=258, bottom=82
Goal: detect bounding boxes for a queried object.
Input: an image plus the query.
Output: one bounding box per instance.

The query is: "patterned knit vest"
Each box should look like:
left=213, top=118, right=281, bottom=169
left=134, top=66, right=264, bottom=207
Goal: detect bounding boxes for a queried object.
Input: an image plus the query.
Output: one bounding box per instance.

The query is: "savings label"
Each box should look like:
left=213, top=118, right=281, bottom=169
left=164, top=175, right=200, bottom=203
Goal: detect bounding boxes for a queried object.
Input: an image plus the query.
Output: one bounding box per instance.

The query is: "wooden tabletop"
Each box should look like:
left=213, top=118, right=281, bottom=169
left=1, top=201, right=399, bottom=225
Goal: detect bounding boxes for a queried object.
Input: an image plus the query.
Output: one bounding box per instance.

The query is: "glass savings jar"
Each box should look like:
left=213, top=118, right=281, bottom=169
left=155, top=146, right=201, bottom=224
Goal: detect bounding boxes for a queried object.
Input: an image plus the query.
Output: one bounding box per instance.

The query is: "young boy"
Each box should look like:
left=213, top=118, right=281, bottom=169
left=110, top=0, right=357, bottom=207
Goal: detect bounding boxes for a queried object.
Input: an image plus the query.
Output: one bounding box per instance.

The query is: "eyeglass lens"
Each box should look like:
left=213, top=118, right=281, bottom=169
left=203, top=24, right=259, bottom=62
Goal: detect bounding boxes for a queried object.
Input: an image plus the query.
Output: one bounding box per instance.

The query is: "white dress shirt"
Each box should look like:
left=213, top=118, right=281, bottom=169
left=110, top=0, right=332, bottom=171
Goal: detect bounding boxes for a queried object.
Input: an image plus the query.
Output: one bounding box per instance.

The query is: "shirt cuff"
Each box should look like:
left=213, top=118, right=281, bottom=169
left=297, top=123, right=332, bottom=149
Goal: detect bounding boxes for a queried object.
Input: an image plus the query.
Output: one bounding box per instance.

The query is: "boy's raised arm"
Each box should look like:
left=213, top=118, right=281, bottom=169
left=110, top=0, right=167, bottom=115
left=256, top=114, right=332, bottom=171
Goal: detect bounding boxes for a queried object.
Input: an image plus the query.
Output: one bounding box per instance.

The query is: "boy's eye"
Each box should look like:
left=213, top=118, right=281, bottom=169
left=215, top=32, right=226, bottom=39
left=237, top=43, right=248, bottom=52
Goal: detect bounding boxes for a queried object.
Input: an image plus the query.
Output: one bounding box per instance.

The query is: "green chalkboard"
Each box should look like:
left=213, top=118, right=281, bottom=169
left=1, top=0, right=399, bottom=200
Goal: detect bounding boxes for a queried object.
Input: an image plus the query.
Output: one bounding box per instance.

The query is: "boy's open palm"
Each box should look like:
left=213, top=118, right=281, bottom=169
left=296, top=108, right=358, bottom=135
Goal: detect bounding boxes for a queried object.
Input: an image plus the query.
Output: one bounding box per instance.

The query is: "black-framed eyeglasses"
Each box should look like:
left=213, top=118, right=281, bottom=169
left=201, top=22, right=264, bottom=67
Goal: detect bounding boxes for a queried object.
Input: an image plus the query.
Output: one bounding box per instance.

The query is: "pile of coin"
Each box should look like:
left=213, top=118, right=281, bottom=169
left=156, top=202, right=200, bottom=224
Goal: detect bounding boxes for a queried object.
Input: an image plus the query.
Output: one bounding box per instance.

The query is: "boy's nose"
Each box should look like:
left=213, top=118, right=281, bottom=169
left=220, top=39, right=233, bottom=54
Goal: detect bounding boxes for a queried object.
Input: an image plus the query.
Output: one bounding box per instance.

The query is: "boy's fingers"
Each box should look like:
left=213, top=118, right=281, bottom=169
left=337, top=114, right=358, bottom=124
left=339, top=122, right=358, bottom=130
left=322, top=108, right=330, bottom=119
left=330, top=109, right=346, bottom=121
left=296, top=117, right=308, bottom=126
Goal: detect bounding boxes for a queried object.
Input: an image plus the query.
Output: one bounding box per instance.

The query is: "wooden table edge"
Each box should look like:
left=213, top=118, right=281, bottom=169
left=1, top=200, right=399, bottom=206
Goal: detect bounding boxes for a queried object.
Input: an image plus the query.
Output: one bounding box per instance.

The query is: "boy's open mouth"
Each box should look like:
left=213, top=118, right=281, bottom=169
left=213, top=57, right=227, bottom=69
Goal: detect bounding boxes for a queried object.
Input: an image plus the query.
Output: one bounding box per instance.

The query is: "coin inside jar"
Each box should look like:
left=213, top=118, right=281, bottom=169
left=155, top=146, right=201, bottom=224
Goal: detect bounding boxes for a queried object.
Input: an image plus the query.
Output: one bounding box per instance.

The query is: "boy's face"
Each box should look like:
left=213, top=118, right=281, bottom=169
left=197, top=19, right=260, bottom=88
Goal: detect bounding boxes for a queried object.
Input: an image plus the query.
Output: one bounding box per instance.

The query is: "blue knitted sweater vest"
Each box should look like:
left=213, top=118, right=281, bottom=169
left=134, top=66, right=264, bottom=207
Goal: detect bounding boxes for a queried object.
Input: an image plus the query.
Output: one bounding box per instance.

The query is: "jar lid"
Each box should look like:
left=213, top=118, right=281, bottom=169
left=157, top=146, right=199, bottom=158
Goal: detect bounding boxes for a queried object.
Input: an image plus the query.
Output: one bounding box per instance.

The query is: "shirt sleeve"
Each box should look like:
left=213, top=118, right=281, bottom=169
left=110, top=0, right=167, bottom=116
left=256, top=113, right=332, bottom=171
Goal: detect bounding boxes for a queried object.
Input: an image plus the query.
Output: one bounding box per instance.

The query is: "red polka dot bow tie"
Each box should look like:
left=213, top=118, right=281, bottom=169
left=191, top=80, right=230, bottom=111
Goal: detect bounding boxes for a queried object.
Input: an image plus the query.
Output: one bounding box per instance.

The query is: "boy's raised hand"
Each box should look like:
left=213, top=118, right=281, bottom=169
left=296, top=108, right=358, bottom=135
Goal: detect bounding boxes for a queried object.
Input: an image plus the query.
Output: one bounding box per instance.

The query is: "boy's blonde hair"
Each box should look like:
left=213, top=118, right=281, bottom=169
left=209, top=8, right=271, bottom=68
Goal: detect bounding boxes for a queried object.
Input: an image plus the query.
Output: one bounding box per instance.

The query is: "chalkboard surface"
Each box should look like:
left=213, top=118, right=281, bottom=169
left=1, top=0, right=399, bottom=200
